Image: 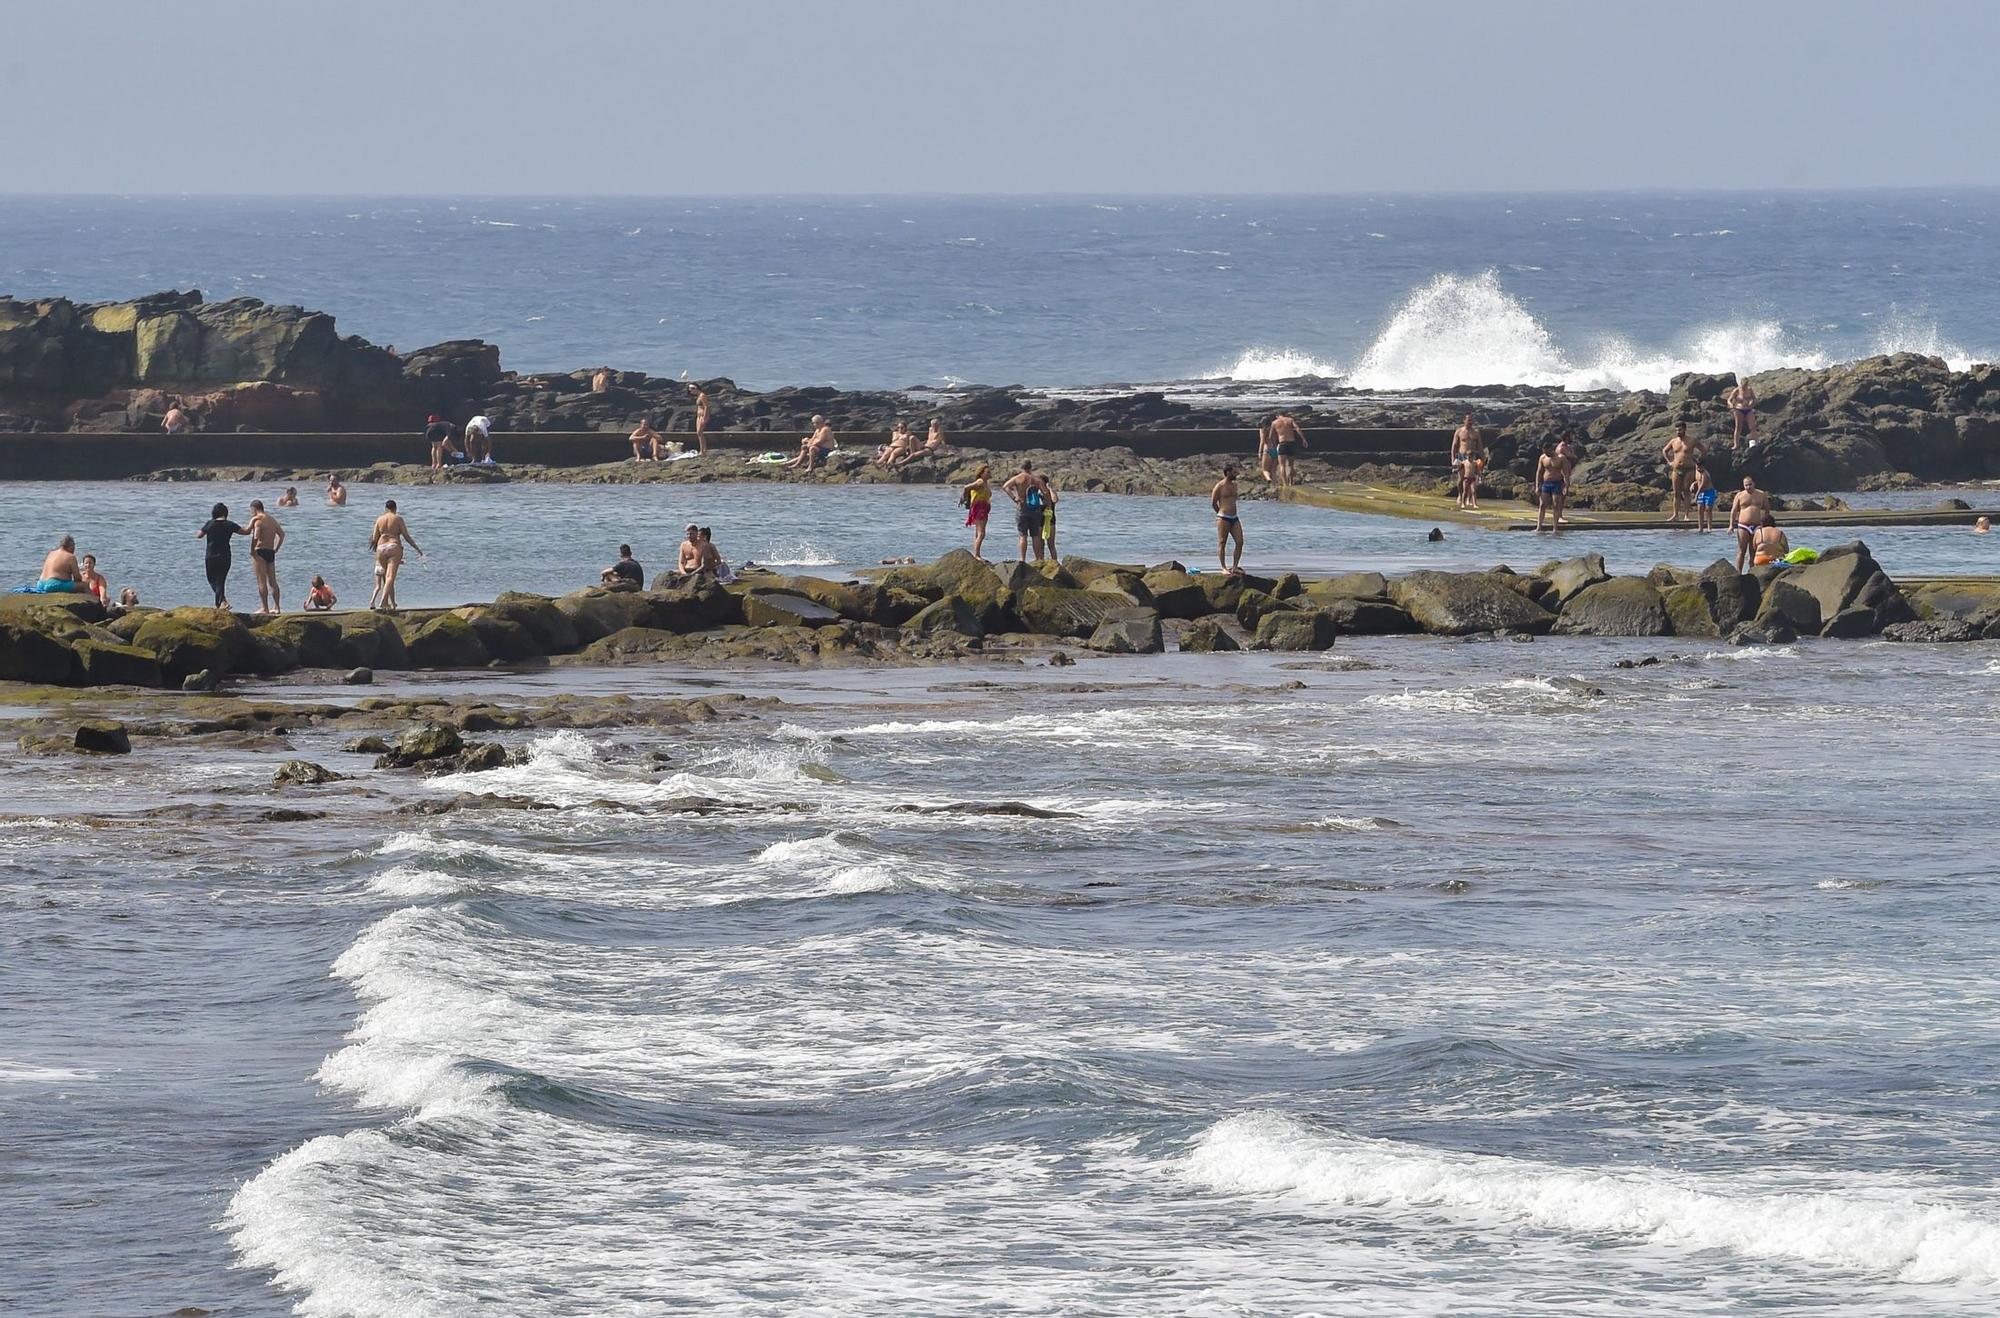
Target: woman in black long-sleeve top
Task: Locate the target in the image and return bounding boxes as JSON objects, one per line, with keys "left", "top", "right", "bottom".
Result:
{"left": 196, "top": 502, "right": 248, "bottom": 609}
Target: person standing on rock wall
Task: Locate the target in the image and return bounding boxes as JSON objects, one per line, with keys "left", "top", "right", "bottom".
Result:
{"left": 1212, "top": 465, "right": 1244, "bottom": 575}
{"left": 1451, "top": 414, "right": 1486, "bottom": 510}
{"left": 369, "top": 499, "right": 423, "bottom": 610}
{"left": 1534, "top": 442, "right": 1566, "bottom": 533}
{"left": 1726, "top": 376, "right": 1758, "bottom": 451}
{"left": 1662, "top": 422, "right": 1703, "bottom": 525}
{"left": 1729, "top": 477, "right": 1774, "bottom": 573}
{"left": 690, "top": 384, "right": 712, "bottom": 457}
{"left": 196, "top": 503, "right": 248, "bottom": 609}
{"left": 961, "top": 465, "right": 994, "bottom": 560}
{"left": 1270, "top": 413, "right": 1308, "bottom": 489}
{"left": 245, "top": 499, "right": 287, "bottom": 614}
{"left": 1003, "top": 461, "right": 1054, "bottom": 562}
{"left": 1554, "top": 430, "right": 1581, "bottom": 527}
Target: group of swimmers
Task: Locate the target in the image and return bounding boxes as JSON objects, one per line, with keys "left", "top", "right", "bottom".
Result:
{"left": 187, "top": 480, "right": 419, "bottom": 612}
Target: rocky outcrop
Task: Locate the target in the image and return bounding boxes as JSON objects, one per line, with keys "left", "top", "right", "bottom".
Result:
{"left": 0, "top": 550, "right": 1943, "bottom": 691}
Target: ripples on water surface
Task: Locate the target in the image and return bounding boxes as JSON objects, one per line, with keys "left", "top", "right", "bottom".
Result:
{"left": 6, "top": 638, "right": 2000, "bottom": 1314}
{"left": 4, "top": 481, "right": 2000, "bottom": 610}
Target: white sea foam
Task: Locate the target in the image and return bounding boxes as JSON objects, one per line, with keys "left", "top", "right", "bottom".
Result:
{"left": 1202, "top": 347, "right": 1341, "bottom": 381}
{"left": 759, "top": 538, "right": 840, "bottom": 567}
{"left": 1203, "top": 270, "right": 1989, "bottom": 393}
{"left": 1185, "top": 1112, "right": 2000, "bottom": 1284}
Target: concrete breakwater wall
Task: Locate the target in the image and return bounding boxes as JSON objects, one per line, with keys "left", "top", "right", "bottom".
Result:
{"left": 0, "top": 428, "right": 1451, "bottom": 479}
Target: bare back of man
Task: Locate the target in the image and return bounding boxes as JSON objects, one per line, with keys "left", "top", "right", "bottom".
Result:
{"left": 1270, "top": 414, "right": 1307, "bottom": 488}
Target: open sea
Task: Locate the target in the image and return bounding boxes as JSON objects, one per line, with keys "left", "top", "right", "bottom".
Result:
{"left": 7, "top": 193, "right": 2000, "bottom": 1317}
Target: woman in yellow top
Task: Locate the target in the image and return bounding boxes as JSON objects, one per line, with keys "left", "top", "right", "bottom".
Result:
{"left": 961, "top": 464, "right": 993, "bottom": 560}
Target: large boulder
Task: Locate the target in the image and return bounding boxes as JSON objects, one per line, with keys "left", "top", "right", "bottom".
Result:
{"left": 490, "top": 592, "right": 580, "bottom": 654}
{"left": 130, "top": 608, "right": 251, "bottom": 681}
{"left": 1699, "top": 573, "right": 1762, "bottom": 629}
{"left": 0, "top": 620, "right": 74, "bottom": 683}
{"left": 256, "top": 615, "right": 347, "bottom": 669}
{"left": 1137, "top": 568, "right": 1212, "bottom": 620}
{"left": 73, "top": 720, "right": 131, "bottom": 754}
{"left": 741, "top": 591, "right": 843, "bottom": 629}
{"left": 334, "top": 612, "right": 409, "bottom": 669}
{"left": 1782, "top": 542, "right": 1916, "bottom": 636}
{"left": 1555, "top": 578, "right": 1671, "bottom": 637}
{"left": 1252, "top": 609, "right": 1339, "bottom": 651}
{"left": 71, "top": 639, "right": 163, "bottom": 688}
{"left": 1177, "top": 617, "right": 1241, "bottom": 652}
{"left": 1317, "top": 596, "right": 1420, "bottom": 635}
{"left": 452, "top": 606, "right": 542, "bottom": 661}
{"left": 1389, "top": 572, "right": 1556, "bottom": 636}
{"left": 1542, "top": 554, "right": 1611, "bottom": 604}
{"left": 1300, "top": 571, "right": 1388, "bottom": 603}
{"left": 1662, "top": 585, "right": 1720, "bottom": 639}
{"left": 556, "top": 587, "right": 664, "bottom": 644}
{"left": 399, "top": 612, "right": 490, "bottom": 668}
{"left": 1085, "top": 609, "right": 1164, "bottom": 654}
{"left": 904, "top": 596, "right": 985, "bottom": 639}
{"left": 1013, "top": 585, "right": 1132, "bottom": 638}
{"left": 1754, "top": 580, "right": 1822, "bottom": 636}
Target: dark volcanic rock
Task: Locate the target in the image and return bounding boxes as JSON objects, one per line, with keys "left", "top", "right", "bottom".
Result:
{"left": 1555, "top": 578, "right": 1671, "bottom": 637}
{"left": 1390, "top": 572, "right": 1556, "bottom": 636}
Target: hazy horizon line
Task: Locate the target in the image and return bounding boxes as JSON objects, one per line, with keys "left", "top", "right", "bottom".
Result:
{"left": 6, "top": 185, "right": 2000, "bottom": 203}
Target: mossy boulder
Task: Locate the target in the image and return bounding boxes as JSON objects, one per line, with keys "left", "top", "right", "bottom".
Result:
{"left": 904, "top": 596, "right": 985, "bottom": 639}
{"left": 401, "top": 612, "right": 490, "bottom": 668}
{"left": 1663, "top": 585, "right": 1721, "bottom": 638}
{"left": 71, "top": 639, "right": 164, "bottom": 687}
{"left": 1390, "top": 572, "right": 1556, "bottom": 636}
{"left": 335, "top": 611, "right": 409, "bottom": 669}
{"left": 1317, "top": 596, "right": 1419, "bottom": 634}
{"left": 1013, "top": 585, "right": 1133, "bottom": 638}
{"left": 1755, "top": 580, "right": 1822, "bottom": 635}
{"left": 1555, "top": 578, "right": 1671, "bottom": 637}
{"left": 1137, "top": 568, "right": 1210, "bottom": 619}
{"left": 0, "top": 620, "right": 75, "bottom": 683}
{"left": 556, "top": 586, "right": 666, "bottom": 644}
{"left": 1234, "top": 589, "right": 1290, "bottom": 630}
{"left": 73, "top": 720, "right": 131, "bottom": 754}
{"left": 130, "top": 608, "right": 252, "bottom": 681}
{"left": 256, "top": 615, "right": 347, "bottom": 669}
{"left": 1177, "top": 617, "right": 1241, "bottom": 652}
{"left": 741, "top": 591, "right": 844, "bottom": 629}
{"left": 453, "top": 606, "right": 542, "bottom": 661}
{"left": 1301, "top": 572, "right": 1389, "bottom": 602}
{"left": 490, "top": 592, "right": 580, "bottom": 654}
{"left": 1252, "top": 609, "right": 1339, "bottom": 651}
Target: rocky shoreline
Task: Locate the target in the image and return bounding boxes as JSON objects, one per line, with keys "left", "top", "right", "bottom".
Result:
{"left": 3, "top": 547, "right": 1994, "bottom": 716}
{"left": 8, "top": 291, "right": 2000, "bottom": 499}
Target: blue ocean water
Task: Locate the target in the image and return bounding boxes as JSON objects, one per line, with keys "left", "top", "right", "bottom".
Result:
{"left": 2, "top": 192, "right": 1995, "bottom": 390}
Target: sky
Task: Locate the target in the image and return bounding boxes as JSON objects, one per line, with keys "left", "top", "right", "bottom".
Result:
{"left": 6, "top": 0, "right": 1997, "bottom": 194}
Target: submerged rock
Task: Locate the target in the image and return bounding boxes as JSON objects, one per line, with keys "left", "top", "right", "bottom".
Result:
{"left": 72, "top": 720, "right": 131, "bottom": 754}
{"left": 273, "top": 759, "right": 345, "bottom": 786}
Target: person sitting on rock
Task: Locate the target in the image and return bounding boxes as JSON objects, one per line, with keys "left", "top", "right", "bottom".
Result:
{"left": 698, "top": 527, "right": 732, "bottom": 582}
{"left": 631, "top": 416, "right": 664, "bottom": 462}
{"left": 162, "top": 401, "right": 190, "bottom": 434}
{"left": 592, "top": 367, "right": 613, "bottom": 394}
{"left": 77, "top": 553, "right": 109, "bottom": 602}
{"left": 783, "top": 416, "right": 838, "bottom": 471}
{"left": 603, "top": 544, "right": 644, "bottom": 586}
{"left": 924, "top": 418, "right": 954, "bottom": 457}
{"left": 305, "top": 575, "right": 337, "bottom": 610}
{"left": 1752, "top": 519, "right": 1789, "bottom": 567}
{"left": 677, "top": 524, "right": 705, "bottom": 578}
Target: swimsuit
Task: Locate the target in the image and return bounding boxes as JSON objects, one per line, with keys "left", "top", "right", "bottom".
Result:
{"left": 1540, "top": 480, "right": 1563, "bottom": 496}
{"left": 965, "top": 489, "right": 991, "bottom": 525}
{"left": 253, "top": 546, "right": 276, "bottom": 564}
{"left": 1217, "top": 513, "right": 1239, "bottom": 525}
{"left": 17, "top": 577, "right": 80, "bottom": 593}
{"left": 1696, "top": 489, "right": 1717, "bottom": 507}
{"left": 1276, "top": 440, "right": 1301, "bottom": 458}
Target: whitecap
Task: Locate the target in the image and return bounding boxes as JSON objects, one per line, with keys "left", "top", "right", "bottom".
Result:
{"left": 1185, "top": 1112, "right": 2000, "bottom": 1284}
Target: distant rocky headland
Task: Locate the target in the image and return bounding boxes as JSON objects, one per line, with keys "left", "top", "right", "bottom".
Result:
{"left": 5, "top": 291, "right": 2000, "bottom": 497}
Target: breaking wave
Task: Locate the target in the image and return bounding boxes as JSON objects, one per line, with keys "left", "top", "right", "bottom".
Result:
{"left": 1186, "top": 1112, "right": 2000, "bottom": 1285}
{"left": 1204, "top": 271, "right": 1985, "bottom": 393}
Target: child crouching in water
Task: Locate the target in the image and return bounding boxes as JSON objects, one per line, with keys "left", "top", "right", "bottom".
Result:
{"left": 305, "top": 575, "right": 337, "bottom": 611}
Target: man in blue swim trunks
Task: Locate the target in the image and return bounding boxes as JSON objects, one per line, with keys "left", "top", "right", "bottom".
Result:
{"left": 32, "top": 536, "right": 84, "bottom": 592}
{"left": 1534, "top": 441, "right": 1565, "bottom": 533}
